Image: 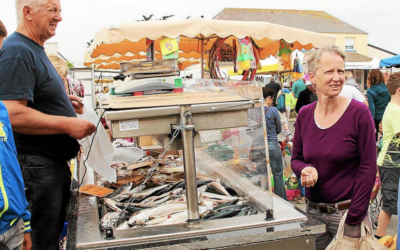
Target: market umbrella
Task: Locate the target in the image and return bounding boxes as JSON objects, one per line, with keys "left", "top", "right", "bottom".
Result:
{"left": 86, "top": 18, "right": 335, "bottom": 72}
{"left": 380, "top": 54, "right": 400, "bottom": 68}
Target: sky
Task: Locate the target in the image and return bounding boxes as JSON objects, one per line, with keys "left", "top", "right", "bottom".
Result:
{"left": 1, "top": 0, "right": 399, "bottom": 65}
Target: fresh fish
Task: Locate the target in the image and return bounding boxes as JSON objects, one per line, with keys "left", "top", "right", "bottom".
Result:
{"left": 116, "top": 221, "right": 131, "bottom": 230}
{"left": 234, "top": 206, "right": 253, "bottom": 217}
{"left": 113, "top": 193, "right": 131, "bottom": 203}
{"left": 134, "top": 184, "right": 170, "bottom": 199}
{"left": 215, "top": 204, "right": 248, "bottom": 212}
{"left": 104, "top": 198, "right": 121, "bottom": 212}
{"left": 108, "top": 183, "right": 132, "bottom": 199}
{"left": 167, "top": 180, "right": 185, "bottom": 191}
{"left": 101, "top": 211, "right": 126, "bottom": 229}
{"left": 236, "top": 200, "right": 249, "bottom": 205}
{"left": 128, "top": 203, "right": 187, "bottom": 226}
{"left": 206, "top": 180, "right": 231, "bottom": 196}
{"left": 200, "top": 192, "right": 243, "bottom": 201}
{"left": 141, "top": 188, "right": 183, "bottom": 205}
{"left": 196, "top": 179, "right": 213, "bottom": 188}
{"left": 159, "top": 211, "right": 187, "bottom": 225}
{"left": 214, "top": 199, "right": 239, "bottom": 210}
{"left": 160, "top": 206, "right": 209, "bottom": 225}
{"left": 199, "top": 200, "right": 215, "bottom": 210}
{"left": 146, "top": 215, "right": 170, "bottom": 225}
{"left": 220, "top": 179, "right": 239, "bottom": 196}
{"left": 202, "top": 207, "right": 242, "bottom": 220}
{"left": 197, "top": 185, "right": 208, "bottom": 193}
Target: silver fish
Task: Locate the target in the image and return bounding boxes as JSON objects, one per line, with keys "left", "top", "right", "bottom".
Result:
{"left": 104, "top": 198, "right": 122, "bottom": 212}
{"left": 128, "top": 203, "right": 187, "bottom": 226}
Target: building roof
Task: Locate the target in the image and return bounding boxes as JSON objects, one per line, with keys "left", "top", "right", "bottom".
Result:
{"left": 368, "top": 44, "right": 397, "bottom": 56}
{"left": 303, "top": 51, "right": 373, "bottom": 63}
{"left": 345, "top": 52, "right": 373, "bottom": 62}
{"left": 213, "top": 8, "right": 367, "bottom": 34}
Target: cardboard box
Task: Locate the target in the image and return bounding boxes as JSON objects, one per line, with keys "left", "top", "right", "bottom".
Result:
{"left": 138, "top": 136, "right": 157, "bottom": 147}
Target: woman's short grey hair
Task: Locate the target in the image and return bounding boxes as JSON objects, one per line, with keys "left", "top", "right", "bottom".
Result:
{"left": 306, "top": 45, "right": 347, "bottom": 75}
{"left": 15, "top": 0, "right": 47, "bottom": 24}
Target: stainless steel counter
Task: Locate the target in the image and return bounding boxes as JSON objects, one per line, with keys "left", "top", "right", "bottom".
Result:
{"left": 67, "top": 149, "right": 324, "bottom": 250}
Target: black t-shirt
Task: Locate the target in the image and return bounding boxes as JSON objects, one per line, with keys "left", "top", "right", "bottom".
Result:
{"left": 0, "top": 32, "right": 80, "bottom": 161}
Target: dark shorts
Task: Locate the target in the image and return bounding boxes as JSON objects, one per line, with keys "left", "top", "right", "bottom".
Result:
{"left": 379, "top": 166, "right": 400, "bottom": 215}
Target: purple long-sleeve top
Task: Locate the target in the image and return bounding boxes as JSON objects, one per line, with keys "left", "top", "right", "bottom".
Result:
{"left": 291, "top": 100, "right": 376, "bottom": 226}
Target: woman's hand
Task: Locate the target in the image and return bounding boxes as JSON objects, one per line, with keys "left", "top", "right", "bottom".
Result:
{"left": 301, "top": 166, "right": 318, "bottom": 187}
{"left": 69, "top": 95, "right": 84, "bottom": 114}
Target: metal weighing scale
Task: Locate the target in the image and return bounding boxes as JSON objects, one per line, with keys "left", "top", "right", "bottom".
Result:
{"left": 66, "top": 81, "right": 324, "bottom": 249}
{"left": 114, "top": 59, "right": 183, "bottom": 95}
{"left": 114, "top": 75, "right": 183, "bottom": 94}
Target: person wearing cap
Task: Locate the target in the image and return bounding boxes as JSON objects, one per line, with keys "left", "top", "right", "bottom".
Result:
{"left": 277, "top": 82, "right": 295, "bottom": 136}
{"left": 295, "top": 80, "right": 318, "bottom": 114}
{"left": 291, "top": 45, "right": 376, "bottom": 249}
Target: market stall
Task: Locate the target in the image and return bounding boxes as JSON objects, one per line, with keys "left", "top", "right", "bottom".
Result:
{"left": 380, "top": 54, "right": 400, "bottom": 69}
{"left": 66, "top": 19, "right": 334, "bottom": 249}
{"left": 84, "top": 18, "right": 334, "bottom": 78}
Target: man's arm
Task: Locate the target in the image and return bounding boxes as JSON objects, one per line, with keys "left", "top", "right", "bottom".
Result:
{"left": 23, "top": 233, "right": 32, "bottom": 250}
{"left": 3, "top": 100, "right": 95, "bottom": 140}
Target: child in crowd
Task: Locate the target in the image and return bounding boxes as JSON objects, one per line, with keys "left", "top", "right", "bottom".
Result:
{"left": 375, "top": 72, "right": 400, "bottom": 239}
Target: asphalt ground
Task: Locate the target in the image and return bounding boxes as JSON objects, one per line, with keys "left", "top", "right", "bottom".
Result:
{"left": 282, "top": 117, "right": 398, "bottom": 238}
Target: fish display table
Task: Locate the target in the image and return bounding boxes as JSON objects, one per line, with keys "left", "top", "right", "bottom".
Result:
{"left": 67, "top": 90, "right": 325, "bottom": 249}
{"left": 67, "top": 149, "right": 324, "bottom": 249}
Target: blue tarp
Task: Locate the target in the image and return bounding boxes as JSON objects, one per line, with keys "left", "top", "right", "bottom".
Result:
{"left": 380, "top": 54, "right": 400, "bottom": 68}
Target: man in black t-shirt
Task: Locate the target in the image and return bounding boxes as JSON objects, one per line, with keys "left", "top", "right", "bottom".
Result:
{"left": 0, "top": 1, "right": 95, "bottom": 249}
{"left": 295, "top": 81, "right": 318, "bottom": 114}
{"left": 264, "top": 77, "right": 281, "bottom": 107}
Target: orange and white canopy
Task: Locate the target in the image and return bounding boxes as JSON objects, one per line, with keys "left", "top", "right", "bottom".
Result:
{"left": 85, "top": 18, "right": 334, "bottom": 70}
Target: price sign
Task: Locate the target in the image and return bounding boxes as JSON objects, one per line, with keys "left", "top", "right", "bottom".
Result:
{"left": 160, "top": 38, "right": 179, "bottom": 55}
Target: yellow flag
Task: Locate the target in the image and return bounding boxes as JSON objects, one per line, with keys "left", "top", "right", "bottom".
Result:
{"left": 160, "top": 38, "right": 179, "bottom": 55}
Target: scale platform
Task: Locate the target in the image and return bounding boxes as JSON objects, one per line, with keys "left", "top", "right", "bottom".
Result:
{"left": 115, "top": 75, "right": 183, "bottom": 94}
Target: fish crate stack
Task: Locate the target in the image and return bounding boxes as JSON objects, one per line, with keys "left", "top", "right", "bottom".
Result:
{"left": 69, "top": 79, "right": 324, "bottom": 250}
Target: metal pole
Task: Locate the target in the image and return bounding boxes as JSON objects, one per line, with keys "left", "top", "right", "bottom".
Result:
{"left": 260, "top": 99, "right": 274, "bottom": 214}
{"left": 180, "top": 105, "right": 200, "bottom": 222}
{"left": 201, "top": 36, "right": 204, "bottom": 78}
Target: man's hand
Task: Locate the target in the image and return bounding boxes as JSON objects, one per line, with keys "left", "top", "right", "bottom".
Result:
{"left": 23, "top": 232, "right": 32, "bottom": 250}
{"left": 69, "top": 95, "right": 84, "bottom": 114}
{"left": 300, "top": 166, "right": 318, "bottom": 187}
{"left": 66, "top": 118, "right": 96, "bottom": 140}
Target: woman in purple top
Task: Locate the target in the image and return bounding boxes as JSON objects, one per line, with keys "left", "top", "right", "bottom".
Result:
{"left": 291, "top": 45, "right": 376, "bottom": 250}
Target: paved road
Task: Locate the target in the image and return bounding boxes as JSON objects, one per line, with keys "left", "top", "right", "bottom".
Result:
{"left": 283, "top": 118, "right": 398, "bottom": 237}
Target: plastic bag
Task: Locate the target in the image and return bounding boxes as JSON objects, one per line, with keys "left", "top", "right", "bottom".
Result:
{"left": 326, "top": 211, "right": 388, "bottom": 250}
{"left": 77, "top": 99, "right": 116, "bottom": 183}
